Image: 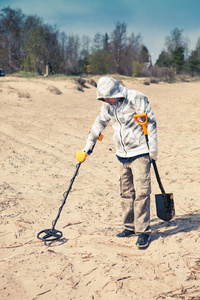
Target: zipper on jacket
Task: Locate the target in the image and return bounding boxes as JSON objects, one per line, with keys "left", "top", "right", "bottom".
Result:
{"left": 114, "top": 106, "right": 127, "bottom": 156}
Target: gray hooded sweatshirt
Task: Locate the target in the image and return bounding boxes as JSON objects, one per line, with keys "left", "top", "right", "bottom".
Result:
{"left": 85, "top": 77, "right": 157, "bottom": 158}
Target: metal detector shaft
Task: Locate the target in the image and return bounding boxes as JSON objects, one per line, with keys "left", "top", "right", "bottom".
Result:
{"left": 51, "top": 132, "right": 103, "bottom": 230}
{"left": 37, "top": 162, "right": 82, "bottom": 241}
{"left": 52, "top": 162, "right": 81, "bottom": 231}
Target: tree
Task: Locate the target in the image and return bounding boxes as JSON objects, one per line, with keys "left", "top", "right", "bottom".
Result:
{"left": 0, "top": 6, "right": 25, "bottom": 72}
{"left": 165, "top": 28, "right": 184, "bottom": 53}
{"left": 171, "top": 46, "right": 184, "bottom": 73}
{"left": 59, "top": 31, "right": 67, "bottom": 71}
{"left": 89, "top": 49, "right": 110, "bottom": 74}
{"left": 122, "top": 33, "right": 142, "bottom": 76}
{"left": 89, "top": 32, "right": 111, "bottom": 74}
{"left": 79, "top": 35, "right": 91, "bottom": 72}
{"left": 132, "top": 61, "right": 142, "bottom": 77}
{"left": 156, "top": 50, "right": 171, "bottom": 67}
{"left": 22, "top": 16, "right": 62, "bottom": 74}
{"left": 65, "top": 34, "right": 80, "bottom": 74}
{"left": 196, "top": 37, "right": 200, "bottom": 59}
{"left": 187, "top": 50, "right": 200, "bottom": 76}
{"left": 103, "top": 33, "right": 109, "bottom": 50}
{"left": 164, "top": 28, "right": 187, "bottom": 73}
{"left": 22, "top": 22, "right": 45, "bottom": 73}
{"left": 139, "top": 45, "right": 150, "bottom": 64}
{"left": 128, "top": 33, "right": 142, "bottom": 61}
{"left": 81, "top": 35, "right": 91, "bottom": 54}
{"left": 42, "top": 24, "right": 62, "bottom": 74}
{"left": 110, "top": 21, "right": 127, "bottom": 74}
{"left": 93, "top": 32, "right": 103, "bottom": 50}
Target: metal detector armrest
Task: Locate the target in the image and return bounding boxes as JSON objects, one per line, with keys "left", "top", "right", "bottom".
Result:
{"left": 97, "top": 133, "right": 103, "bottom": 141}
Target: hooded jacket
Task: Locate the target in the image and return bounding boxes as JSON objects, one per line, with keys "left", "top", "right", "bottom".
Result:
{"left": 85, "top": 77, "right": 158, "bottom": 158}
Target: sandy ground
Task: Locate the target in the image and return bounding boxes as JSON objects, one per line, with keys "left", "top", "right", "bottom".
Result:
{"left": 0, "top": 75, "right": 200, "bottom": 300}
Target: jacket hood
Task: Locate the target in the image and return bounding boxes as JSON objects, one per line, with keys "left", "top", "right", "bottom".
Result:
{"left": 97, "top": 77, "right": 127, "bottom": 100}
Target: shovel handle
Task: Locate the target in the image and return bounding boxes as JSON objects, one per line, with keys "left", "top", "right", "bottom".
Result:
{"left": 134, "top": 113, "right": 166, "bottom": 195}
{"left": 152, "top": 160, "right": 166, "bottom": 194}
{"left": 134, "top": 113, "right": 148, "bottom": 135}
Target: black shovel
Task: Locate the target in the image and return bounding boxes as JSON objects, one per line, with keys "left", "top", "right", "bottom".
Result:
{"left": 134, "top": 113, "right": 175, "bottom": 221}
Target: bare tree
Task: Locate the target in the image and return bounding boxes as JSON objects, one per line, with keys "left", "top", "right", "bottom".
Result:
{"left": 65, "top": 34, "right": 81, "bottom": 74}
{"left": 128, "top": 33, "right": 142, "bottom": 61}
{"left": 60, "top": 31, "right": 67, "bottom": 63}
{"left": 196, "top": 37, "right": 200, "bottom": 59}
{"left": 93, "top": 33, "right": 103, "bottom": 50}
{"left": 81, "top": 35, "right": 91, "bottom": 54}
{"left": 165, "top": 27, "right": 190, "bottom": 59}
{"left": 110, "top": 21, "right": 127, "bottom": 73}
{"left": 0, "top": 6, "right": 25, "bottom": 72}
{"left": 165, "top": 28, "right": 184, "bottom": 53}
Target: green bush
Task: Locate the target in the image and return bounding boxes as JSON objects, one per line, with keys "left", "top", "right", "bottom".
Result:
{"left": 132, "top": 61, "right": 142, "bottom": 77}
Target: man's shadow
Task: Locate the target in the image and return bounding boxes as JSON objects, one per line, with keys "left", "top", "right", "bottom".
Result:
{"left": 151, "top": 213, "right": 200, "bottom": 241}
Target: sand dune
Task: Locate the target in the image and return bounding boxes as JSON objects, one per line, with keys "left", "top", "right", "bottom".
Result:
{"left": 0, "top": 75, "right": 200, "bottom": 299}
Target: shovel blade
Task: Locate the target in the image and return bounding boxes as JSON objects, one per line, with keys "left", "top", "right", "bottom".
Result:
{"left": 155, "top": 193, "right": 175, "bottom": 221}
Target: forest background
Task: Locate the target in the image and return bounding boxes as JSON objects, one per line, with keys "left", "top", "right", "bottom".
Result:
{"left": 1, "top": 6, "right": 200, "bottom": 80}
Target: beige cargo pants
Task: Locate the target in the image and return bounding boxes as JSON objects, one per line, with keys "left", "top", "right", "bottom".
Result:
{"left": 119, "top": 155, "right": 151, "bottom": 235}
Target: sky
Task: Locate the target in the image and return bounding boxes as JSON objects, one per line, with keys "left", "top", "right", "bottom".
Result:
{"left": 1, "top": 0, "right": 200, "bottom": 62}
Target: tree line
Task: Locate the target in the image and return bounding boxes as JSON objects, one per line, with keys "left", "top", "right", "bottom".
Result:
{"left": 1, "top": 6, "right": 200, "bottom": 78}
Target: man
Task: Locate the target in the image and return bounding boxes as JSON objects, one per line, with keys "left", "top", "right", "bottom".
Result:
{"left": 82, "top": 77, "right": 158, "bottom": 248}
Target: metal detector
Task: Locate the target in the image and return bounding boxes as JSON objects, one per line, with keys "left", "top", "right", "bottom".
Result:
{"left": 37, "top": 133, "right": 103, "bottom": 241}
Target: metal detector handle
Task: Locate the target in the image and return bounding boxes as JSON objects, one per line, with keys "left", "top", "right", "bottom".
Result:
{"left": 89, "top": 132, "right": 103, "bottom": 153}
{"left": 76, "top": 132, "right": 103, "bottom": 163}
{"left": 134, "top": 113, "right": 166, "bottom": 194}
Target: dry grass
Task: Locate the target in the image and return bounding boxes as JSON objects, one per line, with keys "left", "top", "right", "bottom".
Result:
{"left": 47, "top": 85, "right": 62, "bottom": 95}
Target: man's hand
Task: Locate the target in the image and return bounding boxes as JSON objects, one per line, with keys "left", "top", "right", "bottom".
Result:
{"left": 82, "top": 141, "right": 95, "bottom": 154}
{"left": 149, "top": 151, "right": 158, "bottom": 161}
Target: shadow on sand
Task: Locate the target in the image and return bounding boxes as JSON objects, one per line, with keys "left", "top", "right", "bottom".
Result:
{"left": 151, "top": 213, "right": 200, "bottom": 241}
